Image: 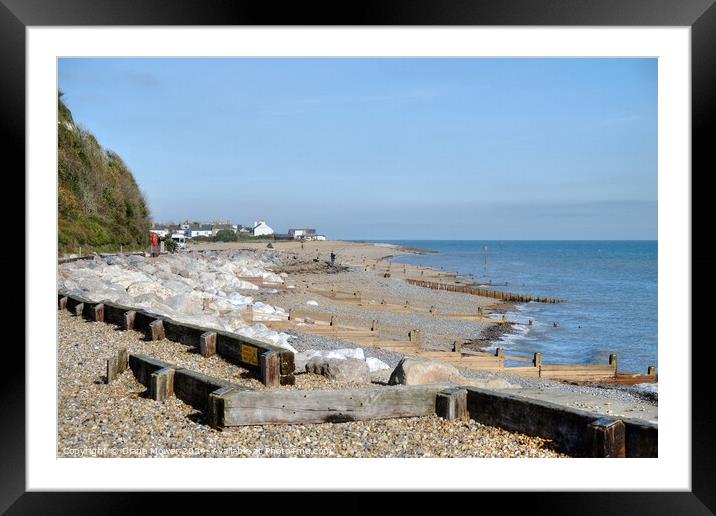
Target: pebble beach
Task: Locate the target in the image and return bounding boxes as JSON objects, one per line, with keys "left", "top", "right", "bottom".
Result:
{"left": 58, "top": 311, "right": 567, "bottom": 458}
{"left": 57, "top": 240, "right": 656, "bottom": 458}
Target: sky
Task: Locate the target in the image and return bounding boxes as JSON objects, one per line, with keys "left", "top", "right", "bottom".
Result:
{"left": 58, "top": 58, "right": 657, "bottom": 240}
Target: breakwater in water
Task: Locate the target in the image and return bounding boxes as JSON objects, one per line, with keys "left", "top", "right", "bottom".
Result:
{"left": 404, "top": 278, "right": 561, "bottom": 304}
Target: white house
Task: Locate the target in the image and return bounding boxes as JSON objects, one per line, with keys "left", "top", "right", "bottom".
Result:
{"left": 149, "top": 225, "right": 169, "bottom": 238}
{"left": 288, "top": 228, "right": 317, "bottom": 240}
{"left": 252, "top": 220, "right": 274, "bottom": 236}
{"left": 315, "top": 235, "right": 326, "bottom": 241}
{"left": 187, "top": 223, "right": 213, "bottom": 238}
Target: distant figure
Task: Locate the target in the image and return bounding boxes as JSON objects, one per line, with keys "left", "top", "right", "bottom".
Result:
{"left": 301, "top": 242, "right": 304, "bottom": 249}
{"left": 553, "top": 321, "right": 559, "bottom": 328}
{"left": 150, "top": 232, "right": 159, "bottom": 257}
{"left": 330, "top": 251, "right": 336, "bottom": 266}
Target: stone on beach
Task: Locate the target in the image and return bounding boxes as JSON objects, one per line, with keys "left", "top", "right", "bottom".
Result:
{"left": 365, "top": 356, "right": 391, "bottom": 372}
{"left": 388, "top": 357, "right": 520, "bottom": 389}
{"left": 388, "top": 357, "right": 465, "bottom": 386}
{"left": 306, "top": 357, "right": 371, "bottom": 383}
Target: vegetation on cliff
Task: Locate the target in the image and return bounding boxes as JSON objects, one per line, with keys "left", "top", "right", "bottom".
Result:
{"left": 58, "top": 93, "right": 151, "bottom": 254}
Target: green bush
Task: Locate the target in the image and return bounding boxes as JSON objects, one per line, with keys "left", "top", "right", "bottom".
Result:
{"left": 164, "top": 237, "right": 178, "bottom": 253}
{"left": 214, "top": 229, "right": 238, "bottom": 242}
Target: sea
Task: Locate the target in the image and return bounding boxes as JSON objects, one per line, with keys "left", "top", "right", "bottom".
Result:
{"left": 370, "top": 240, "right": 657, "bottom": 374}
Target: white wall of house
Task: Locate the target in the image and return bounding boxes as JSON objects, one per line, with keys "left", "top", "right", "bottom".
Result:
{"left": 315, "top": 235, "right": 326, "bottom": 241}
{"left": 150, "top": 229, "right": 169, "bottom": 238}
{"left": 189, "top": 229, "right": 213, "bottom": 237}
{"left": 253, "top": 221, "right": 274, "bottom": 236}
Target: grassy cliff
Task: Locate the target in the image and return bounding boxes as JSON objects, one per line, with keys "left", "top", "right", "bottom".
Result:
{"left": 58, "top": 94, "right": 151, "bottom": 255}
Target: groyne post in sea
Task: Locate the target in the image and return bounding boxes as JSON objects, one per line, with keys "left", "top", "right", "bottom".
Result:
{"left": 404, "top": 278, "right": 562, "bottom": 303}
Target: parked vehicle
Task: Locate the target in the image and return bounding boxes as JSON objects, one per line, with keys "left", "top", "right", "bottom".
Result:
{"left": 170, "top": 233, "right": 187, "bottom": 250}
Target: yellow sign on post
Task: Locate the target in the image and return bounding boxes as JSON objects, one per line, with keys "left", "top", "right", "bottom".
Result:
{"left": 241, "top": 345, "right": 258, "bottom": 366}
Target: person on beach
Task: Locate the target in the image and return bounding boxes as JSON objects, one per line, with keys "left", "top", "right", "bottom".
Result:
{"left": 330, "top": 251, "right": 336, "bottom": 266}
{"left": 150, "top": 232, "right": 159, "bottom": 258}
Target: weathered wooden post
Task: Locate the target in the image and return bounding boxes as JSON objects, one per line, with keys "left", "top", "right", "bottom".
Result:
{"left": 452, "top": 340, "right": 462, "bottom": 354}
{"left": 123, "top": 310, "right": 136, "bottom": 331}
{"left": 72, "top": 302, "right": 84, "bottom": 317}
{"left": 371, "top": 320, "right": 379, "bottom": 332}
{"left": 105, "top": 348, "right": 128, "bottom": 384}
{"left": 435, "top": 388, "right": 468, "bottom": 421}
{"left": 105, "top": 356, "right": 119, "bottom": 384}
{"left": 149, "top": 367, "right": 175, "bottom": 401}
{"left": 208, "top": 386, "right": 233, "bottom": 429}
{"left": 408, "top": 329, "right": 421, "bottom": 350}
{"left": 647, "top": 366, "right": 657, "bottom": 376}
{"left": 429, "top": 305, "right": 436, "bottom": 316}
{"left": 533, "top": 352, "right": 542, "bottom": 369}
{"left": 288, "top": 308, "right": 294, "bottom": 321}
{"left": 609, "top": 354, "right": 618, "bottom": 371}
{"left": 91, "top": 303, "right": 105, "bottom": 323}
{"left": 329, "top": 315, "right": 336, "bottom": 326}
{"left": 148, "top": 319, "right": 165, "bottom": 341}
{"left": 260, "top": 351, "right": 280, "bottom": 388}
{"left": 199, "top": 332, "right": 217, "bottom": 358}
{"left": 587, "top": 418, "right": 626, "bottom": 458}
{"left": 495, "top": 348, "right": 505, "bottom": 358}
{"left": 58, "top": 296, "right": 68, "bottom": 310}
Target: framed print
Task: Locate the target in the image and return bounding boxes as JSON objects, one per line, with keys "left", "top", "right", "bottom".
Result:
{"left": 5, "top": 0, "right": 714, "bottom": 512}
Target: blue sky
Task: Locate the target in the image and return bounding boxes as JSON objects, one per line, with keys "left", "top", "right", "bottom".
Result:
{"left": 58, "top": 58, "right": 657, "bottom": 240}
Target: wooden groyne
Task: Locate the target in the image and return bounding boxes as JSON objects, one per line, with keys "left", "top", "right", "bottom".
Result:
{"left": 58, "top": 289, "right": 295, "bottom": 386}
{"left": 251, "top": 308, "right": 656, "bottom": 384}
{"left": 405, "top": 278, "right": 562, "bottom": 303}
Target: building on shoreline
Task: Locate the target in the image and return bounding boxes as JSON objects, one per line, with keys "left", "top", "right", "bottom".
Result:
{"left": 288, "top": 227, "right": 326, "bottom": 241}
{"left": 187, "top": 223, "right": 213, "bottom": 238}
{"left": 149, "top": 224, "right": 170, "bottom": 238}
{"left": 252, "top": 220, "right": 274, "bottom": 236}
{"left": 288, "top": 228, "right": 316, "bottom": 240}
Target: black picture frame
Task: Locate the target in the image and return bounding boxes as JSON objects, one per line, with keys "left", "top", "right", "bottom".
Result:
{"left": 6, "top": 0, "right": 713, "bottom": 512}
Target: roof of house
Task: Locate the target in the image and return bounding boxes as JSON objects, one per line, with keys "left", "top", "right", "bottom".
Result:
{"left": 189, "top": 224, "right": 213, "bottom": 231}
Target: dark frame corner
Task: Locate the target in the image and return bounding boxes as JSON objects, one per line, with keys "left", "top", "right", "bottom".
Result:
{"left": 6, "top": 0, "right": 714, "bottom": 513}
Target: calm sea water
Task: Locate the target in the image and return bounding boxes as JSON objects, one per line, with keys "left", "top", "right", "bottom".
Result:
{"left": 372, "top": 240, "right": 657, "bottom": 373}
